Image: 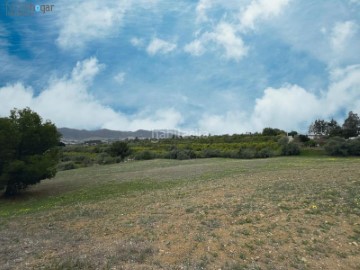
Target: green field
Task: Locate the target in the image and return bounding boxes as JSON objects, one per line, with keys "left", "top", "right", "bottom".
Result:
{"left": 1, "top": 157, "right": 360, "bottom": 269}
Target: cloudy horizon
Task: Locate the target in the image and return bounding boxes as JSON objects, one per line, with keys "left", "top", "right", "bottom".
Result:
{"left": 1, "top": 0, "right": 359, "bottom": 134}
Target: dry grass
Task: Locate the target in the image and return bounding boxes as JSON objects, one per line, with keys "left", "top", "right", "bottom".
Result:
{"left": 1, "top": 157, "right": 360, "bottom": 269}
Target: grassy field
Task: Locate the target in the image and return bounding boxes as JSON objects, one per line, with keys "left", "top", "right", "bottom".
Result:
{"left": 1, "top": 157, "right": 360, "bottom": 269}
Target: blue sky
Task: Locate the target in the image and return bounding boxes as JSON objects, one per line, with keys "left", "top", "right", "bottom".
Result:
{"left": 0, "top": 0, "right": 360, "bottom": 134}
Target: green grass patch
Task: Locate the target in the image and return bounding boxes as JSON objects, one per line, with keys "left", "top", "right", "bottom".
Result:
{"left": 0, "top": 179, "right": 179, "bottom": 218}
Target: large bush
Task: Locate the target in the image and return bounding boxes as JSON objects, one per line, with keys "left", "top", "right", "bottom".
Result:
{"left": 348, "top": 138, "right": 360, "bottom": 155}
{"left": 108, "top": 141, "right": 131, "bottom": 161}
{"left": 281, "top": 142, "right": 300, "bottom": 156}
{"left": 135, "top": 150, "right": 155, "bottom": 160}
{"left": 325, "top": 137, "right": 360, "bottom": 156}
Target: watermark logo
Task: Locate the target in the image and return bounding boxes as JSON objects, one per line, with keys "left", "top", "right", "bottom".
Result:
{"left": 5, "top": 1, "right": 54, "bottom": 16}
{"left": 151, "top": 129, "right": 209, "bottom": 143}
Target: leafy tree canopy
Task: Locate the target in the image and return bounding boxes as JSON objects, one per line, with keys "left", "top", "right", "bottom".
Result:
{"left": 108, "top": 141, "right": 131, "bottom": 161}
{"left": 0, "top": 108, "right": 61, "bottom": 196}
{"left": 262, "top": 128, "right": 286, "bottom": 136}
{"left": 342, "top": 111, "right": 360, "bottom": 139}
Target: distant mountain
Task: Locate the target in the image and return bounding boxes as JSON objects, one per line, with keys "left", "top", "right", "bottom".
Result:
{"left": 58, "top": 128, "right": 180, "bottom": 142}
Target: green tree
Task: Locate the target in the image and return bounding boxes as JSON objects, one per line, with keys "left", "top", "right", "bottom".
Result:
{"left": 262, "top": 128, "right": 286, "bottom": 136}
{"left": 308, "top": 119, "right": 327, "bottom": 135}
{"left": 108, "top": 141, "right": 131, "bottom": 161}
{"left": 0, "top": 108, "right": 61, "bottom": 196}
{"left": 342, "top": 111, "right": 360, "bottom": 138}
{"left": 327, "top": 119, "right": 342, "bottom": 137}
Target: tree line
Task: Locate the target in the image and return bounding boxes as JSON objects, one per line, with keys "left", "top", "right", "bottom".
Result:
{"left": 308, "top": 111, "right": 360, "bottom": 138}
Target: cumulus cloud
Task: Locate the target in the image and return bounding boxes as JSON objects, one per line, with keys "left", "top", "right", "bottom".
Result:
{"left": 184, "top": 22, "right": 248, "bottom": 61}
{"left": 0, "top": 57, "right": 183, "bottom": 131}
{"left": 239, "top": 0, "right": 291, "bottom": 30}
{"left": 56, "top": 0, "right": 161, "bottom": 49}
{"left": 146, "top": 38, "right": 177, "bottom": 56}
{"left": 251, "top": 85, "right": 320, "bottom": 131}
{"left": 0, "top": 83, "right": 34, "bottom": 111}
{"left": 184, "top": 39, "right": 205, "bottom": 56}
{"left": 56, "top": 1, "right": 129, "bottom": 49}
{"left": 209, "top": 22, "right": 248, "bottom": 60}
{"left": 187, "top": 0, "right": 289, "bottom": 60}
{"left": 330, "top": 21, "right": 358, "bottom": 52}
{"left": 198, "top": 65, "right": 360, "bottom": 134}
{"left": 325, "top": 65, "right": 360, "bottom": 114}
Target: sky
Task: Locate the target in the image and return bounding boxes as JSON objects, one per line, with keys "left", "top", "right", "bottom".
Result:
{"left": 0, "top": 0, "right": 360, "bottom": 134}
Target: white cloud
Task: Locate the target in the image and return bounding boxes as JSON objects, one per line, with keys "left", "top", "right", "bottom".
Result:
{"left": 199, "top": 111, "right": 250, "bottom": 135}
{"left": 198, "top": 65, "right": 360, "bottom": 134}
{"left": 56, "top": 1, "right": 129, "bottom": 49}
{"left": 130, "top": 37, "right": 144, "bottom": 48}
{"left": 184, "top": 39, "right": 205, "bottom": 56}
{"left": 185, "top": 22, "right": 248, "bottom": 61}
{"left": 239, "top": 0, "right": 291, "bottom": 30}
{"left": 56, "top": 0, "right": 161, "bottom": 49}
{"left": 251, "top": 85, "right": 321, "bottom": 131}
{"left": 71, "top": 57, "right": 104, "bottom": 83}
{"left": 187, "top": 0, "right": 290, "bottom": 61}
{"left": 0, "top": 83, "right": 34, "bottom": 112}
{"left": 260, "top": 2, "right": 360, "bottom": 67}
{"left": 146, "top": 38, "right": 177, "bottom": 56}
{"left": 330, "top": 21, "right": 358, "bottom": 52}
{"left": 196, "top": 0, "right": 213, "bottom": 23}
{"left": 114, "top": 72, "right": 126, "bottom": 84}
{"left": 0, "top": 57, "right": 183, "bottom": 131}
{"left": 209, "top": 22, "right": 248, "bottom": 60}
{"left": 325, "top": 65, "right": 360, "bottom": 114}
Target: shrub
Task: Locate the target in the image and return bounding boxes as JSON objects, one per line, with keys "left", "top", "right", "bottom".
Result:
{"left": 324, "top": 137, "right": 348, "bottom": 156}
{"left": 304, "top": 139, "right": 317, "bottom": 147}
{"left": 57, "top": 161, "right": 76, "bottom": 171}
{"left": 176, "top": 151, "right": 190, "bottom": 160}
{"left": 348, "top": 138, "right": 360, "bottom": 155}
{"left": 277, "top": 136, "right": 289, "bottom": 147}
{"left": 324, "top": 137, "right": 360, "bottom": 156}
{"left": 97, "top": 153, "right": 116, "bottom": 165}
{"left": 135, "top": 150, "right": 155, "bottom": 160}
{"left": 108, "top": 141, "right": 131, "bottom": 161}
{"left": 165, "top": 149, "right": 196, "bottom": 160}
{"left": 281, "top": 142, "right": 300, "bottom": 156}
{"left": 167, "top": 149, "right": 179, "bottom": 159}
{"left": 60, "top": 155, "right": 72, "bottom": 162}
{"left": 221, "top": 151, "right": 238, "bottom": 158}
{"left": 238, "top": 148, "right": 256, "bottom": 159}
{"left": 257, "top": 147, "right": 275, "bottom": 158}
{"left": 183, "top": 149, "right": 196, "bottom": 159}
{"left": 202, "top": 149, "right": 221, "bottom": 158}
{"left": 262, "top": 128, "right": 286, "bottom": 136}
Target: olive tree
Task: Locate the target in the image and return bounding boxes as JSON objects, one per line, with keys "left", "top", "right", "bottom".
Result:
{"left": 0, "top": 108, "right": 60, "bottom": 196}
